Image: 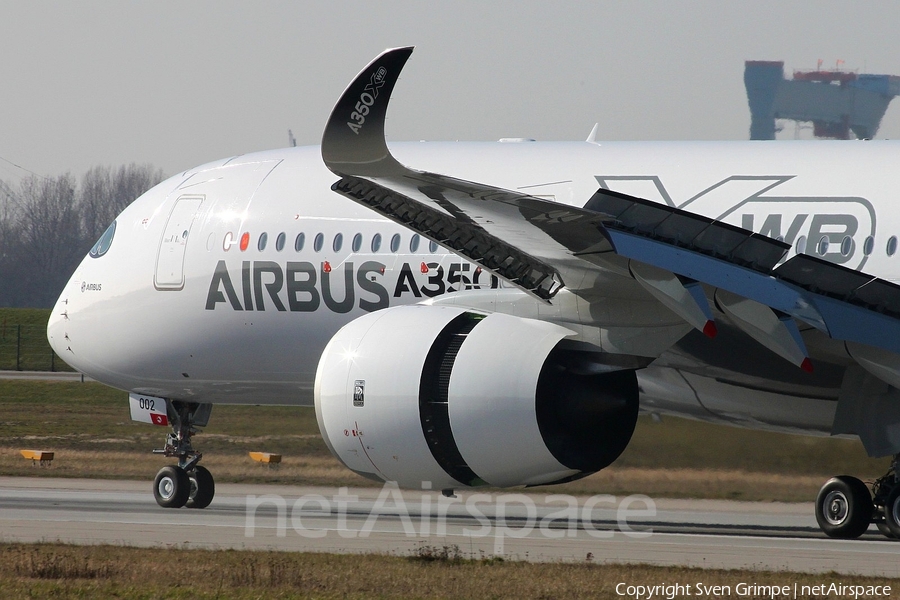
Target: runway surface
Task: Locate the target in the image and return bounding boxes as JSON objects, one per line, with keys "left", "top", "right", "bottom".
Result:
{"left": 0, "top": 477, "right": 898, "bottom": 577}
{"left": 0, "top": 370, "right": 90, "bottom": 382}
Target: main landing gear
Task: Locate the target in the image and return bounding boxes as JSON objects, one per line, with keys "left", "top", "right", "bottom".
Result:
{"left": 152, "top": 400, "right": 215, "bottom": 509}
{"left": 815, "top": 454, "right": 900, "bottom": 539}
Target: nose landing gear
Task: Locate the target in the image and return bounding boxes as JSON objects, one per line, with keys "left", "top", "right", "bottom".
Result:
{"left": 186, "top": 465, "right": 216, "bottom": 509}
{"left": 815, "top": 454, "right": 900, "bottom": 539}
{"left": 152, "top": 400, "right": 215, "bottom": 509}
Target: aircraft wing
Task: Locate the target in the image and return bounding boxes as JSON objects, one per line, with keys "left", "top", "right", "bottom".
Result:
{"left": 322, "top": 47, "right": 900, "bottom": 379}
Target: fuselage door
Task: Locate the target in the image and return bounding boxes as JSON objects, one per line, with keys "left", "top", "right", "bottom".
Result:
{"left": 154, "top": 195, "right": 204, "bottom": 290}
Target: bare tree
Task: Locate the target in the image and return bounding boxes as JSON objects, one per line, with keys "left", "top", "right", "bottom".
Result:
{"left": 0, "top": 179, "right": 22, "bottom": 306}
{"left": 79, "top": 166, "right": 117, "bottom": 242}
{"left": 0, "top": 164, "right": 165, "bottom": 307}
{"left": 15, "top": 174, "right": 82, "bottom": 307}
{"left": 79, "top": 163, "right": 165, "bottom": 242}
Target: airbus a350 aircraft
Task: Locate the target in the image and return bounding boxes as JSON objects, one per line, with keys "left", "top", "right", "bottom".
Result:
{"left": 48, "top": 47, "right": 900, "bottom": 540}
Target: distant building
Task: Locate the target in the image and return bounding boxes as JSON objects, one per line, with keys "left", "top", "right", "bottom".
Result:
{"left": 744, "top": 60, "right": 900, "bottom": 140}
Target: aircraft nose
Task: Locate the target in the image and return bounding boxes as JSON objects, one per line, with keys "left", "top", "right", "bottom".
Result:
{"left": 46, "top": 217, "right": 123, "bottom": 377}
{"left": 47, "top": 278, "right": 79, "bottom": 370}
{"left": 47, "top": 300, "right": 66, "bottom": 352}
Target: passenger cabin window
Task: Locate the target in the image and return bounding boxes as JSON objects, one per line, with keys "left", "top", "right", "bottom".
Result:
{"left": 314, "top": 233, "right": 324, "bottom": 252}
{"left": 888, "top": 236, "right": 897, "bottom": 257}
{"left": 840, "top": 236, "right": 852, "bottom": 257}
{"left": 294, "top": 232, "right": 305, "bottom": 252}
{"left": 864, "top": 236, "right": 875, "bottom": 256}
{"left": 409, "top": 234, "right": 420, "bottom": 252}
{"left": 429, "top": 240, "right": 438, "bottom": 253}
{"left": 89, "top": 221, "right": 117, "bottom": 258}
{"left": 258, "top": 232, "right": 268, "bottom": 251}
{"left": 333, "top": 233, "right": 343, "bottom": 252}
{"left": 275, "top": 232, "right": 286, "bottom": 252}
{"left": 371, "top": 233, "right": 382, "bottom": 252}
{"left": 390, "top": 233, "right": 401, "bottom": 253}
{"left": 352, "top": 233, "right": 362, "bottom": 252}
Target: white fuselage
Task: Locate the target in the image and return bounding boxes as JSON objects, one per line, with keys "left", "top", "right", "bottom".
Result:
{"left": 48, "top": 140, "right": 900, "bottom": 433}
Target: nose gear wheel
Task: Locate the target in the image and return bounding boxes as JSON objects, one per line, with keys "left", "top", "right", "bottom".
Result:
{"left": 151, "top": 400, "right": 216, "bottom": 509}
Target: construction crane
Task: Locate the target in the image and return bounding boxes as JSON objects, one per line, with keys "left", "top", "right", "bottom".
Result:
{"left": 745, "top": 60, "right": 900, "bottom": 140}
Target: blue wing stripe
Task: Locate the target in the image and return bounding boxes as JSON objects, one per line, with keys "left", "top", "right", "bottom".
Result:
{"left": 603, "top": 227, "right": 900, "bottom": 355}
{"left": 585, "top": 187, "right": 790, "bottom": 271}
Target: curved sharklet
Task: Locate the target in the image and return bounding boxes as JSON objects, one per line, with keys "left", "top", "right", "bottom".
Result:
{"left": 322, "top": 46, "right": 413, "bottom": 177}
{"left": 323, "top": 47, "right": 566, "bottom": 302}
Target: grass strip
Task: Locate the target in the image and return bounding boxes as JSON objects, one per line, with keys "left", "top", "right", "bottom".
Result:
{"left": 0, "top": 543, "right": 895, "bottom": 599}
{"left": 0, "top": 377, "right": 889, "bottom": 501}
{"left": 0, "top": 308, "right": 71, "bottom": 372}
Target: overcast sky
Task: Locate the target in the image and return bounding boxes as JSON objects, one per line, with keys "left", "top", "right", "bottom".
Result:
{"left": 3, "top": 1, "right": 900, "bottom": 181}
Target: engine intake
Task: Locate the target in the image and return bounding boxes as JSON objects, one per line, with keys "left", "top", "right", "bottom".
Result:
{"left": 315, "top": 305, "right": 638, "bottom": 489}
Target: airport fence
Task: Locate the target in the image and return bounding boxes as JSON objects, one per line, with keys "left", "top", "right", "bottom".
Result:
{"left": 0, "top": 324, "right": 73, "bottom": 371}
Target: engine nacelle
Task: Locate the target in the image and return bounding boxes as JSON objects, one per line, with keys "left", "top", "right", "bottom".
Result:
{"left": 315, "top": 305, "right": 638, "bottom": 489}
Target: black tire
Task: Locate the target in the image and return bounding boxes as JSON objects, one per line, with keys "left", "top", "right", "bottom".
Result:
{"left": 186, "top": 465, "right": 215, "bottom": 509}
{"left": 815, "top": 476, "right": 873, "bottom": 539}
{"left": 876, "top": 520, "right": 897, "bottom": 539}
{"left": 883, "top": 486, "right": 900, "bottom": 538}
{"left": 153, "top": 465, "right": 190, "bottom": 508}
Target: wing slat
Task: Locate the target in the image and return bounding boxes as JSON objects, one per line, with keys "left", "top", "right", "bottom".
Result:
{"left": 333, "top": 176, "right": 565, "bottom": 299}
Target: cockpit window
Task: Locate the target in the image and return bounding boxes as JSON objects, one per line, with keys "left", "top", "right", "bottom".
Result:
{"left": 89, "top": 221, "right": 117, "bottom": 258}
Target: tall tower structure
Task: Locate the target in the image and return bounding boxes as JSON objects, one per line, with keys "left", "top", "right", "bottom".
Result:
{"left": 744, "top": 60, "right": 900, "bottom": 140}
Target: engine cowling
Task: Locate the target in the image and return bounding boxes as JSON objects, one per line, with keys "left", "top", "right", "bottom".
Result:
{"left": 315, "top": 305, "right": 638, "bottom": 489}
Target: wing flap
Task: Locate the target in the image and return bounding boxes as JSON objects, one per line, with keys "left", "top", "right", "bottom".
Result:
{"left": 776, "top": 253, "right": 877, "bottom": 303}
{"left": 585, "top": 188, "right": 790, "bottom": 271}
{"left": 854, "top": 278, "right": 900, "bottom": 315}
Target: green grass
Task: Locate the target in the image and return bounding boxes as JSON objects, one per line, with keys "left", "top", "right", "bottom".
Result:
{"left": 0, "top": 380, "right": 323, "bottom": 455}
{"left": 0, "top": 379, "right": 365, "bottom": 486}
{"left": 0, "top": 308, "right": 72, "bottom": 371}
{"left": 0, "top": 308, "right": 51, "bottom": 328}
{"left": 619, "top": 414, "right": 886, "bottom": 476}
{"left": 0, "top": 543, "right": 894, "bottom": 599}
